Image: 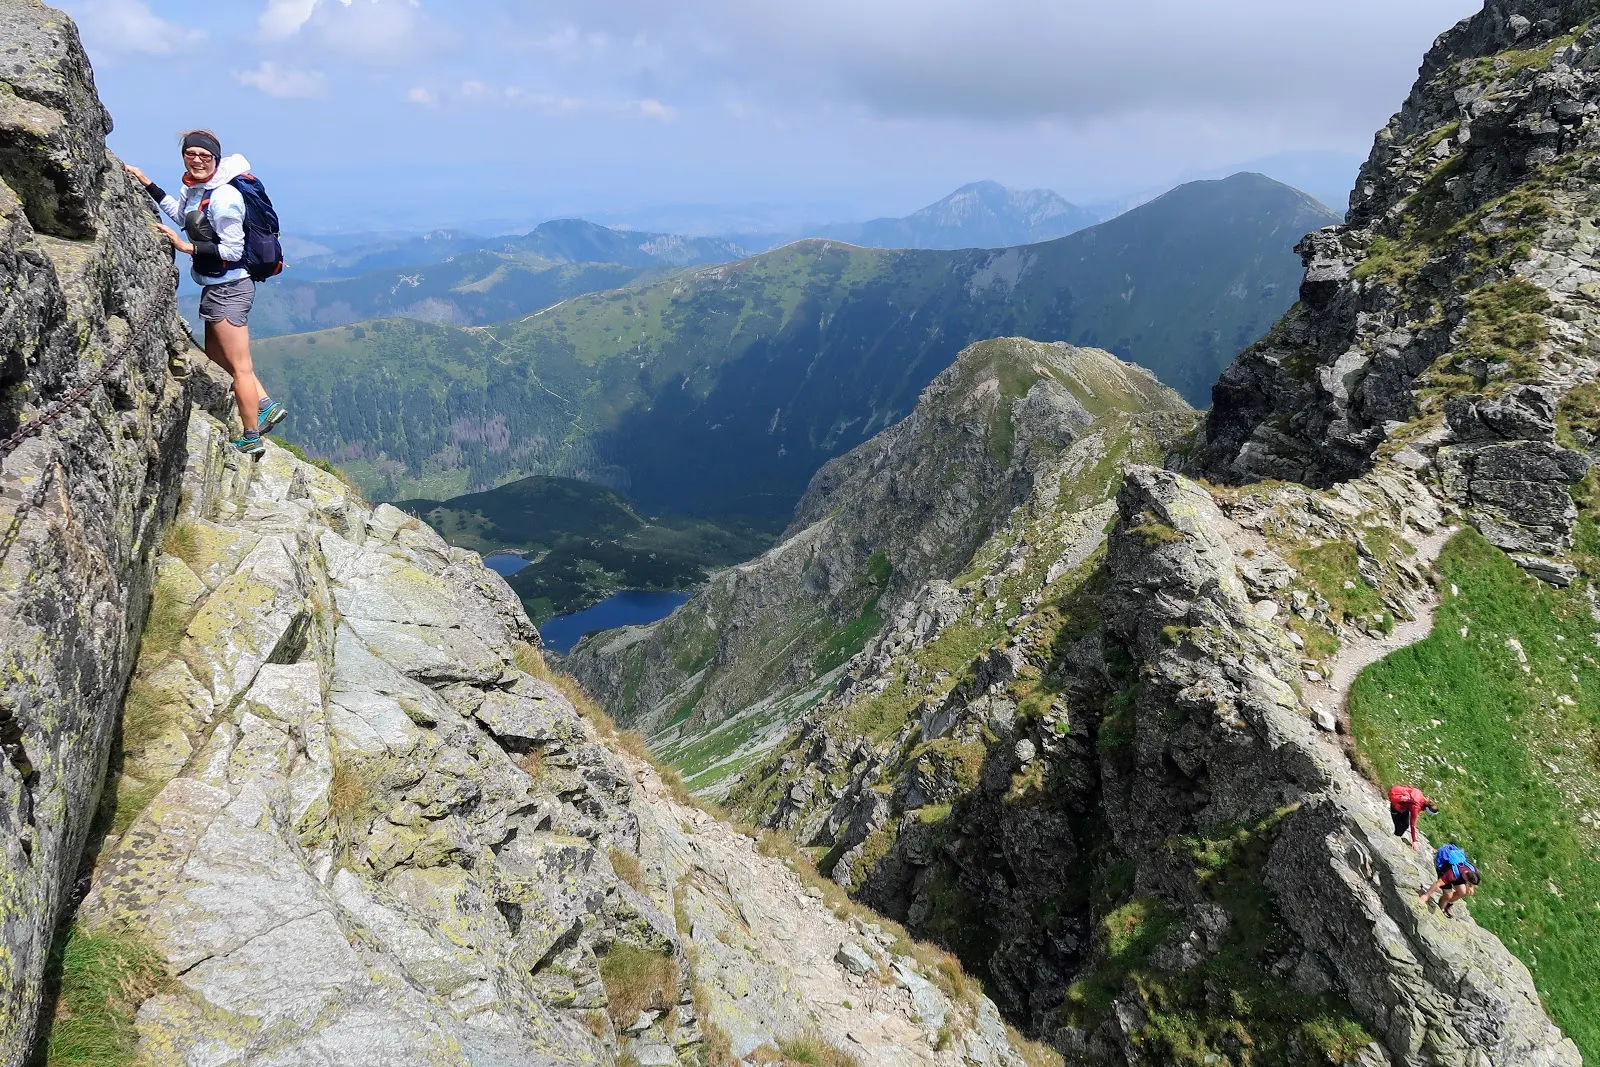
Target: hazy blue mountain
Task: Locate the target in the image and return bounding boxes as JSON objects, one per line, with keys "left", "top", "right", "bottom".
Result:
{"left": 730, "top": 180, "right": 1107, "bottom": 252}
{"left": 182, "top": 219, "right": 753, "bottom": 336}
{"left": 817, "top": 180, "right": 1103, "bottom": 249}
{"left": 289, "top": 219, "right": 749, "bottom": 280}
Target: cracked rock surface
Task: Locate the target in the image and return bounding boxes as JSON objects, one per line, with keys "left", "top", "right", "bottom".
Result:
{"left": 74, "top": 414, "right": 1032, "bottom": 1066}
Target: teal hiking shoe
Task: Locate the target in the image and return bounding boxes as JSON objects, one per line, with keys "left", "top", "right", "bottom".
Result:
{"left": 232, "top": 432, "right": 265, "bottom": 457}
{"left": 257, "top": 400, "right": 288, "bottom": 435}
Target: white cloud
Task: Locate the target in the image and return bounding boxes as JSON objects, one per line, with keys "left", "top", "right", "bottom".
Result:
{"left": 71, "top": 0, "right": 203, "bottom": 56}
{"left": 406, "top": 86, "right": 437, "bottom": 105}
{"left": 267, "top": 0, "right": 431, "bottom": 61}
{"left": 236, "top": 61, "right": 327, "bottom": 99}
{"left": 258, "top": 0, "right": 318, "bottom": 39}
{"left": 635, "top": 98, "right": 676, "bottom": 122}
{"left": 514, "top": 0, "right": 1480, "bottom": 131}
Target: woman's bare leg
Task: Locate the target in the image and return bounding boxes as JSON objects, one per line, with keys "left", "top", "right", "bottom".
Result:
{"left": 207, "top": 319, "right": 264, "bottom": 430}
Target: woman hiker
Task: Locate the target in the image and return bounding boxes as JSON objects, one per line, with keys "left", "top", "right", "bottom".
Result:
{"left": 125, "top": 130, "right": 286, "bottom": 455}
{"left": 1388, "top": 783, "right": 1439, "bottom": 851}
{"left": 1418, "top": 842, "right": 1480, "bottom": 917}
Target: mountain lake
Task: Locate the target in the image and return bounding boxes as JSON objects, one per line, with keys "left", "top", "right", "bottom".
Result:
{"left": 484, "top": 553, "right": 531, "bottom": 576}
{"left": 539, "top": 590, "right": 693, "bottom": 655}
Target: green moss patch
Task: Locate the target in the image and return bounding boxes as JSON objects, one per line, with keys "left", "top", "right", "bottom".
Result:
{"left": 1060, "top": 809, "right": 1374, "bottom": 1065}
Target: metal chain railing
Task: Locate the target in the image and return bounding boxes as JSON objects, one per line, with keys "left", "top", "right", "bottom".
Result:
{"left": 0, "top": 300, "right": 169, "bottom": 563}
{"left": 0, "top": 298, "right": 165, "bottom": 466}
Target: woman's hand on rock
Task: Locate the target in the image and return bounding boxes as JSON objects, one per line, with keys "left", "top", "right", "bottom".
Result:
{"left": 124, "top": 162, "right": 149, "bottom": 185}
{"left": 156, "top": 223, "right": 193, "bottom": 254}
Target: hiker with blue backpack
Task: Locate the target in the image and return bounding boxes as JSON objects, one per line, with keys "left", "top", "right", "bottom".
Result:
{"left": 125, "top": 130, "right": 286, "bottom": 455}
{"left": 1418, "top": 842, "right": 1480, "bottom": 917}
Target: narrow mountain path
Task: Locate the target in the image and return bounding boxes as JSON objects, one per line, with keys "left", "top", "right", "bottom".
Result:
{"left": 1303, "top": 524, "right": 1459, "bottom": 732}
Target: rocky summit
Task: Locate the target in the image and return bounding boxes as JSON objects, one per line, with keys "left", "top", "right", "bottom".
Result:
{"left": 1189, "top": 0, "right": 1600, "bottom": 574}
{"left": 569, "top": 338, "right": 1195, "bottom": 793}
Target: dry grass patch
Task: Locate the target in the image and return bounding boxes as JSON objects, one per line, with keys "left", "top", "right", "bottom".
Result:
{"left": 598, "top": 943, "right": 678, "bottom": 1027}
{"left": 139, "top": 577, "right": 192, "bottom": 660}
{"left": 513, "top": 748, "right": 545, "bottom": 780}
{"left": 610, "top": 848, "right": 646, "bottom": 893}
{"left": 747, "top": 1036, "right": 861, "bottom": 1067}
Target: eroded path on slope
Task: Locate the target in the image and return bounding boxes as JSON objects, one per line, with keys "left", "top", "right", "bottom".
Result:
{"left": 1302, "top": 525, "right": 1460, "bottom": 732}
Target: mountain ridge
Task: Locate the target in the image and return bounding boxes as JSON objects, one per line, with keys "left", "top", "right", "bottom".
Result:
{"left": 568, "top": 337, "right": 1196, "bottom": 783}
{"left": 807, "top": 180, "right": 1102, "bottom": 250}
{"left": 257, "top": 172, "right": 1335, "bottom": 508}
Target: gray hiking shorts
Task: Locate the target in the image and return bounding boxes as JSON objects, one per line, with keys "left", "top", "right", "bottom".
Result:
{"left": 198, "top": 277, "right": 255, "bottom": 327}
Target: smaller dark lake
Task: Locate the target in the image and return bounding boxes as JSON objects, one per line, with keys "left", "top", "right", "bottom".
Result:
{"left": 483, "top": 553, "right": 531, "bottom": 577}
{"left": 540, "top": 590, "right": 691, "bottom": 655}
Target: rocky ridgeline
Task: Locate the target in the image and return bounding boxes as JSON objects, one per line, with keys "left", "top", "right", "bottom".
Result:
{"left": 61, "top": 410, "right": 1031, "bottom": 1066}
{"left": 1191, "top": 0, "right": 1600, "bottom": 581}
{"left": 695, "top": 3, "right": 1600, "bottom": 1064}
{"left": 570, "top": 339, "right": 1193, "bottom": 790}
{"left": 724, "top": 411, "right": 1582, "bottom": 1061}
{"left": 0, "top": 1, "right": 194, "bottom": 1054}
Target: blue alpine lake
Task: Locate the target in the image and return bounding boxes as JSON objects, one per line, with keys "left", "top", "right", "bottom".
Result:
{"left": 539, "top": 590, "right": 692, "bottom": 655}
{"left": 483, "top": 553, "right": 531, "bottom": 576}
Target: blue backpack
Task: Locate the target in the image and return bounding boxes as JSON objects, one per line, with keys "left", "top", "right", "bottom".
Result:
{"left": 1435, "top": 843, "right": 1471, "bottom": 874}
{"left": 199, "top": 173, "right": 284, "bottom": 282}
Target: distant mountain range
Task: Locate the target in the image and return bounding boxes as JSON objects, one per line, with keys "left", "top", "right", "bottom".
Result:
{"left": 797, "top": 180, "right": 1103, "bottom": 250}
{"left": 255, "top": 173, "right": 1336, "bottom": 514}
{"left": 292, "top": 219, "right": 751, "bottom": 280}
{"left": 209, "top": 220, "right": 751, "bottom": 337}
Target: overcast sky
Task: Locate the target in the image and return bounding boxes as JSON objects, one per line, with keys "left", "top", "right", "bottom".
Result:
{"left": 64, "top": 0, "right": 1482, "bottom": 234}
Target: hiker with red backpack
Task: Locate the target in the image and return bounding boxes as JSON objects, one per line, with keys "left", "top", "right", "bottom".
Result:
{"left": 1419, "top": 842, "right": 1480, "bottom": 916}
{"left": 1387, "top": 784, "right": 1439, "bottom": 850}
{"left": 125, "top": 130, "right": 286, "bottom": 455}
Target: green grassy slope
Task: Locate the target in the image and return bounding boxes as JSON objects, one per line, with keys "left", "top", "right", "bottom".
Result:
{"left": 257, "top": 174, "right": 1333, "bottom": 510}
{"left": 1350, "top": 528, "right": 1600, "bottom": 1059}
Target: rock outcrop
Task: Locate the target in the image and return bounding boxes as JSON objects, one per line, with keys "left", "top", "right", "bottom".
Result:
{"left": 1188, "top": 1, "right": 1598, "bottom": 571}
{"left": 62, "top": 413, "right": 1035, "bottom": 1066}
{"left": 0, "top": 2, "right": 193, "bottom": 1057}
{"left": 570, "top": 339, "right": 1193, "bottom": 790}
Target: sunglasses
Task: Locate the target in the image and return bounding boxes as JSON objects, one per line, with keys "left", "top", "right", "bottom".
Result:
{"left": 183, "top": 150, "right": 214, "bottom": 161}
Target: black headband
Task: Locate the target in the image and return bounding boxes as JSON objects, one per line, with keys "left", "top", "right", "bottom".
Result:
{"left": 182, "top": 131, "right": 221, "bottom": 159}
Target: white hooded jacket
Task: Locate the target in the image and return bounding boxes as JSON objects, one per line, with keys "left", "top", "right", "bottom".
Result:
{"left": 154, "top": 153, "right": 252, "bottom": 286}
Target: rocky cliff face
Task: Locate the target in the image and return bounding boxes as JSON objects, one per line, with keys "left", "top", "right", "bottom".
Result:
{"left": 569, "top": 339, "right": 1194, "bottom": 792}
{"left": 1189, "top": 0, "right": 1600, "bottom": 574}
{"left": 726, "top": 434, "right": 1581, "bottom": 1065}
{"left": 0, "top": 2, "right": 195, "bottom": 1057}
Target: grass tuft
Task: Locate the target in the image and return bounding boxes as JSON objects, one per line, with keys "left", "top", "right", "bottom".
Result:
{"left": 38, "top": 922, "right": 171, "bottom": 1067}
{"left": 610, "top": 848, "right": 646, "bottom": 893}
{"left": 597, "top": 943, "right": 678, "bottom": 1027}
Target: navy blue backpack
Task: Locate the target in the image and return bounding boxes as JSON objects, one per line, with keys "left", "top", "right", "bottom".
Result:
{"left": 198, "top": 173, "right": 284, "bottom": 281}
